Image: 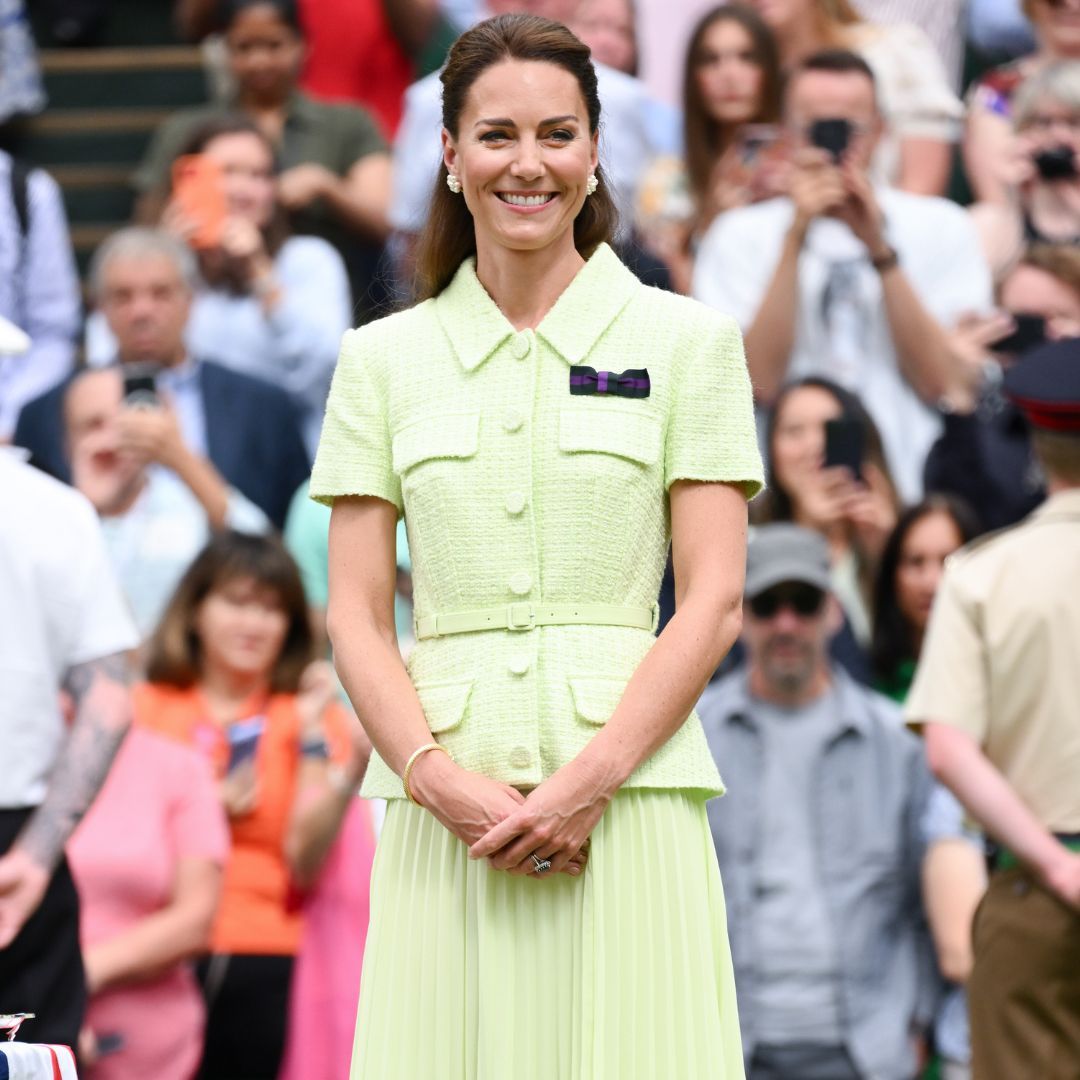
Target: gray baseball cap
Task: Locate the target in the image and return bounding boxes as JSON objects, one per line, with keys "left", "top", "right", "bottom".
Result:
{"left": 744, "top": 524, "right": 832, "bottom": 600}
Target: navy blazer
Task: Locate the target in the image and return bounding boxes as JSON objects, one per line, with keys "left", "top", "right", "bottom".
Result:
{"left": 13, "top": 360, "right": 310, "bottom": 528}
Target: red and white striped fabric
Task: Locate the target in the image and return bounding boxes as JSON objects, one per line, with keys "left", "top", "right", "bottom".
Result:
{"left": 0, "top": 1043, "right": 78, "bottom": 1080}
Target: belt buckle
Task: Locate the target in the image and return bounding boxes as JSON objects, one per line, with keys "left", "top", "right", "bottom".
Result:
{"left": 506, "top": 602, "right": 535, "bottom": 631}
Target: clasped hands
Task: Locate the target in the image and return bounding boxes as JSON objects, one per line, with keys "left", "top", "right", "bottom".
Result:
{"left": 409, "top": 752, "right": 613, "bottom": 877}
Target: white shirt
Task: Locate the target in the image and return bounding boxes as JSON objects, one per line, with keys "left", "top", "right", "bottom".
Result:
{"left": 389, "top": 63, "right": 660, "bottom": 234}
{"left": 693, "top": 188, "right": 992, "bottom": 502}
{"left": 100, "top": 470, "right": 269, "bottom": 639}
{"left": 0, "top": 451, "right": 138, "bottom": 807}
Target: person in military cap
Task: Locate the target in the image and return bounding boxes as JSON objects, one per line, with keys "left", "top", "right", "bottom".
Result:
{"left": 906, "top": 337, "right": 1080, "bottom": 1080}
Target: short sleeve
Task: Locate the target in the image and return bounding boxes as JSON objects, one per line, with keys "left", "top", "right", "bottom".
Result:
{"left": 334, "top": 105, "right": 389, "bottom": 172}
{"left": 131, "top": 110, "right": 203, "bottom": 195}
{"left": 310, "top": 329, "right": 403, "bottom": 513}
{"left": 904, "top": 564, "right": 989, "bottom": 741}
{"left": 167, "top": 739, "right": 230, "bottom": 865}
{"left": 664, "top": 312, "right": 765, "bottom": 499}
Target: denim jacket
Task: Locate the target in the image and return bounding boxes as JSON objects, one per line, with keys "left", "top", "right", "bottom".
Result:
{"left": 698, "top": 668, "right": 938, "bottom": 1080}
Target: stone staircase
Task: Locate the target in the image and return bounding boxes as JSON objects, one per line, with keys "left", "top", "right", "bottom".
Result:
{"left": 25, "top": 3, "right": 211, "bottom": 273}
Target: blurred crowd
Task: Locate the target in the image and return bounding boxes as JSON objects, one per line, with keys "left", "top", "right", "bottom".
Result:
{"left": 1, "top": 0, "right": 1079, "bottom": 1078}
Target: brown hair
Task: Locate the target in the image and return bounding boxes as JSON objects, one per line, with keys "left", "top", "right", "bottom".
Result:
{"left": 414, "top": 13, "right": 619, "bottom": 300}
{"left": 682, "top": 5, "right": 782, "bottom": 214}
{"left": 1032, "top": 429, "right": 1080, "bottom": 484}
{"left": 145, "top": 531, "right": 314, "bottom": 693}
{"left": 172, "top": 114, "right": 289, "bottom": 287}
{"left": 1019, "top": 244, "right": 1080, "bottom": 296}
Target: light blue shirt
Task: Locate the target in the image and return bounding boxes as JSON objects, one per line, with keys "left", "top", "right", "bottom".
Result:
{"left": 389, "top": 63, "right": 664, "bottom": 234}
{"left": 0, "top": 154, "right": 80, "bottom": 438}
{"left": 100, "top": 469, "right": 269, "bottom": 638}
{"left": 156, "top": 356, "right": 208, "bottom": 457}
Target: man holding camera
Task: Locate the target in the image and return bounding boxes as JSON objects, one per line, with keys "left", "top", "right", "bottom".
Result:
{"left": 694, "top": 49, "right": 991, "bottom": 503}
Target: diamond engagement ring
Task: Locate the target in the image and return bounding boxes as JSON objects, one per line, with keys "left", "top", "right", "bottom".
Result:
{"left": 530, "top": 853, "right": 552, "bottom": 874}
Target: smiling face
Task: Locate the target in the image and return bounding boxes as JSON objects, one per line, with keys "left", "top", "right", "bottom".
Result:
{"left": 771, "top": 384, "right": 844, "bottom": 499}
{"left": 201, "top": 131, "right": 276, "bottom": 228}
{"left": 195, "top": 574, "right": 290, "bottom": 683}
{"left": 694, "top": 18, "right": 766, "bottom": 126}
{"left": 442, "top": 59, "right": 599, "bottom": 261}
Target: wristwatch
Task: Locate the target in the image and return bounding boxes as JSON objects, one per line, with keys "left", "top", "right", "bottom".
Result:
{"left": 870, "top": 246, "right": 899, "bottom": 273}
{"left": 299, "top": 736, "right": 331, "bottom": 759}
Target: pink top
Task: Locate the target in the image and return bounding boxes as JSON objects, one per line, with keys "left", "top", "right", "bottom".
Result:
{"left": 68, "top": 728, "right": 229, "bottom": 1080}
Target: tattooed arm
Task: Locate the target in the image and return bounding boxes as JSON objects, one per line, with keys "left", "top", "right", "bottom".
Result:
{"left": 0, "top": 651, "right": 132, "bottom": 948}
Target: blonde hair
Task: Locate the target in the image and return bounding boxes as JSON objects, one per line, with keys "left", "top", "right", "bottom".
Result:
{"left": 1013, "top": 61, "right": 1080, "bottom": 130}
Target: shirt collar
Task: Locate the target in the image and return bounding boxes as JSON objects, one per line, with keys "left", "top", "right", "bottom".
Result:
{"left": 434, "top": 243, "right": 639, "bottom": 373}
{"left": 1033, "top": 487, "right": 1080, "bottom": 522}
{"left": 155, "top": 355, "right": 201, "bottom": 391}
{"left": 723, "top": 666, "right": 871, "bottom": 739}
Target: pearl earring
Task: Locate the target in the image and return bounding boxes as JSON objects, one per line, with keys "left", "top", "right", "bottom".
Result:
{"left": 446, "top": 172, "right": 462, "bottom": 194}
{"left": 586, "top": 174, "right": 598, "bottom": 196}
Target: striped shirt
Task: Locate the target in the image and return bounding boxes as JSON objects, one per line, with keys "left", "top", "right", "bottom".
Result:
{"left": 0, "top": 153, "right": 80, "bottom": 438}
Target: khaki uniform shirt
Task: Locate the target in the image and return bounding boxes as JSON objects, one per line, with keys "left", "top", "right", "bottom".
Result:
{"left": 311, "top": 244, "right": 764, "bottom": 799}
{"left": 905, "top": 488, "right": 1080, "bottom": 831}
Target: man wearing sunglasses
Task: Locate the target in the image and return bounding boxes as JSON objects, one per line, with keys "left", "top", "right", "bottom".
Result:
{"left": 698, "top": 523, "right": 935, "bottom": 1080}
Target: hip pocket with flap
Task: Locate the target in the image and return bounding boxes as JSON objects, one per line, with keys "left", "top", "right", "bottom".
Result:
{"left": 415, "top": 678, "right": 474, "bottom": 734}
{"left": 568, "top": 676, "right": 627, "bottom": 726}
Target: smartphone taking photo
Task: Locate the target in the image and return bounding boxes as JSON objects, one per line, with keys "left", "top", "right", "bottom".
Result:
{"left": 809, "top": 118, "right": 853, "bottom": 163}
{"left": 171, "top": 153, "right": 227, "bottom": 249}
{"left": 823, "top": 417, "right": 865, "bottom": 480}
{"left": 121, "top": 362, "right": 161, "bottom": 408}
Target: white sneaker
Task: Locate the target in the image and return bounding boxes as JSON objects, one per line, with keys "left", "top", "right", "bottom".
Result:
{"left": 0, "top": 314, "right": 31, "bottom": 356}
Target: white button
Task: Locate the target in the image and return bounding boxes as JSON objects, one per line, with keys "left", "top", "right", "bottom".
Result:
{"left": 505, "top": 492, "right": 526, "bottom": 515}
{"left": 509, "top": 572, "right": 532, "bottom": 595}
{"left": 509, "top": 747, "right": 531, "bottom": 769}
{"left": 503, "top": 410, "right": 524, "bottom": 433}
{"left": 509, "top": 654, "right": 530, "bottom": 676}
{"left": 512, "top": 332, "right": 532, "bottom": 360}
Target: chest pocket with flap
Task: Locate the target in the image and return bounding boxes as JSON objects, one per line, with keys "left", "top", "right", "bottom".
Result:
{"left": 392, "top": 412, "right": 480, "bottom": 475}
{"left": 558, "top": 405, "right": 662, "bottom": 467}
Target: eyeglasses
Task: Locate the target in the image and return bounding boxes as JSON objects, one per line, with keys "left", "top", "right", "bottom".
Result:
{"left": 748, "top": 584, "right": 826, "bottom": 619}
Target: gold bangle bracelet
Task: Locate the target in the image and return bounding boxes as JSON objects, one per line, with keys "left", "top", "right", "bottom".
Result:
{"left": 402, "top": 742, "right": 452, "bottom": 805}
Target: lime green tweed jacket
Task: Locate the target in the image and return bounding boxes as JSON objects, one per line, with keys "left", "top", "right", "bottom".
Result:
{"left": 311, "top": 243, "right": 764, "bottom": 800}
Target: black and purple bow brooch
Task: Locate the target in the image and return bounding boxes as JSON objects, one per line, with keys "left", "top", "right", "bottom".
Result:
{"left": 569, "top": 365, "right": 650, "bottom": 399}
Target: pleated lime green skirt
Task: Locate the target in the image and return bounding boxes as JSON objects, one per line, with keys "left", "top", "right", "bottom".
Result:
{"left": 350, "top": 788, "right": 745, "bottom": 1079}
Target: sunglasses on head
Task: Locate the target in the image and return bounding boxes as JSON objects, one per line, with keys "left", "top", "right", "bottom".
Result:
{"left": 749, "top": 583, "right": 826, "bottom": 620}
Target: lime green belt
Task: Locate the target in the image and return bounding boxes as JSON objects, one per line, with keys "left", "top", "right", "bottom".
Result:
{"left": 414, "top": 601, "right": 659, "bottom": 641}
{"left": 996, "top": 834, "right": 1080, "bottom": 872}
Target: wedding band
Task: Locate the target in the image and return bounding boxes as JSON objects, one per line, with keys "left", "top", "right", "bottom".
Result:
{"left": 530, "top": 853, "right": 552, "bottom": 874}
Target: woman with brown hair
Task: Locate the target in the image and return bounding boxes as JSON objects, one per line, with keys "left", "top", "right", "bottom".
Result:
{"left": 135, "top": 531, "right": 371, "bottom": 1080}
{"left": 638, "top": 4, "right": 783, "bottom": 292}
{"left": 752, "top": 376, "right": 900, "bottom": 648}
{"left": 311, "top": 12, "right": 763, "bottom": 1079}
